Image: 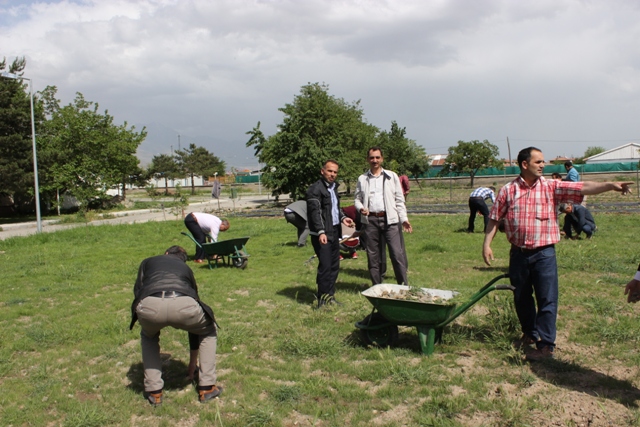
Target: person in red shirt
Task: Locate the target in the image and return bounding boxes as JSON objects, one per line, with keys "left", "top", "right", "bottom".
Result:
{"left": 483, "top": 147, "right": 632, "bottom": 361}
{"left": 400, "top": 175, "right": 410, "bottom": 200}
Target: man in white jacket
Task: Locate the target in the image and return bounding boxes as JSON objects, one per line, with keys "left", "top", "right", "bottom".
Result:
{"left": 355, "top": 147, "right": 412, "bottom": 286}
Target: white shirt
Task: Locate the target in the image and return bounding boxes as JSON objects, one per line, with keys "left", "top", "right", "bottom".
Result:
{"left": 367, "top": 171, "right": 385, "bottom": 213}
{"left": 191, "top": 212, "right": 222, "bottom": 242}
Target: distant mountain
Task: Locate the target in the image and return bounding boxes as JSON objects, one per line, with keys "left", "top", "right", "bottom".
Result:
{"left": 135, "top": 122, "right": 260, "bottom": 171}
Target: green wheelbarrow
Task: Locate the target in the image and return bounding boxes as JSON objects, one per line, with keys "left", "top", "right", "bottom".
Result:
{"left": 355, "top": 274, "right": 513, "bottom": 355}
{"left": 181, "top": 232, "right": 250, "bottom": 270}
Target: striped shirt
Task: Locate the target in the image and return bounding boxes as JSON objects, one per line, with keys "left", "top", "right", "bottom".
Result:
{"left": 489, "top": 176, "right": 583, "bottom": 249}
{"left": 469, "top": 187, "right": 495, "bottom": 203}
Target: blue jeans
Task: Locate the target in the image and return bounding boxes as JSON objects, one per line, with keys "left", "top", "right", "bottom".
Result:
{"left": 509, "top": 245, "right": 558, "bottom": 349}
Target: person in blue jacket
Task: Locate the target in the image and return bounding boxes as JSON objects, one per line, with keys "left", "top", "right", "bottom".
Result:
{"left": 559, "top": 202, "right": 596, "bottom": 239}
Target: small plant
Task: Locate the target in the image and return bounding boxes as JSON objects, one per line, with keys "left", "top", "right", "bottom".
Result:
{"left": 170, "top": 183, "right": 190, "bottom": 218}
{"left": 272, "top": 385, "right": 302, "bottom": 403}
{"left": 62, "top": 404, "right": 113, "bottom": 427}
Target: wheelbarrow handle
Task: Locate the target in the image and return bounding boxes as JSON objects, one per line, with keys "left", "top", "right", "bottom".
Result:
{"left": 481, "top": 273, "right": 509, "bottom": 290}
{"left": 495, "top": 284, "right": 515, "bottom": 291}
{"left": 181, "top": 231, "right": 203, "bottom": 248}
{"left": 436, "top": 273, "right": 511, "bottom": 328}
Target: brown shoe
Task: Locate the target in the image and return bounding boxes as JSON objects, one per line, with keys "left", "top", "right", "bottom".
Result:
{"left": 199, "top": 384, "right": 223, "bottom": 403}
{"left": 145, "top": 391, "right": 163, "bottom": 406}
{"left": 526, "top": 345, "right": 555, "bottom": 361}
{"left": 514, "top": 334, "right": 537, "bottom": 349}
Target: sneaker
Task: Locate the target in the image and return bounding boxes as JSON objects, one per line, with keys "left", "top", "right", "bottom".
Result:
{"left": 352, "top": 253, "right": 358, "bottom": 259}
{"left": 145, "top": 391, "right": 163, "bottom": 406}
{"left": 199, "top": 385, "right": 223, "bottom": 403}
{"left": 317, "top": 294, "right": 341, "bottom": 308}
{"left": 194, "top": 259, "right": 204, "bottom": 264}
{"left": 339, "top": 255, "right": 344, "bottom": 261}
{"left": 526, "top": 345, "right": 555, "bottom": 361}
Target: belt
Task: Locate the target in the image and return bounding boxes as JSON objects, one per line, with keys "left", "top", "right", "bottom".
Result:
{"left": 511, "top": 244, "right": 554, "bottom": 254}
{"left": 368, "top": 211, "right": 386, "bottom": 217}
{"left": 148, "top": 291, "right": 188, "bottom": 298}
{"left": 470, "top": 197, "right": 484, "bottom": 200}
{"left": 189, "top": 213, "right": 198, "bottom": 223}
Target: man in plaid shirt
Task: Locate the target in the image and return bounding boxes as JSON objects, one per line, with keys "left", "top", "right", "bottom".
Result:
{"left": 467, "top": 186, "right": 496, "bottom": 233}
{"left": 483, "top": 147, "right": 632, "bottom": 361}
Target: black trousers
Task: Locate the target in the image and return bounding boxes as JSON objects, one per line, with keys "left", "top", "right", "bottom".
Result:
{"left": 311, "top": 225, "right": 341, "bottom": 298}
{"left": 468, "top": 197, "right": 490, "bottom": 232}
{"left": 184, "top": 214, "right": 207, "bottom": 260}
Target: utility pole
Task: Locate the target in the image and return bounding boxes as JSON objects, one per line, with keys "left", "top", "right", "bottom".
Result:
{"left": 506, "top": 137, "right": 512, "bottom": 166}
{"left": 178, "top": 134, "right": 181, "bottom": 151}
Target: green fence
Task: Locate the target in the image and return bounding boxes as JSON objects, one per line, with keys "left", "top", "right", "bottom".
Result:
{"left": 422, "top": 162, "right": 640, "bottom": 179}
{"left": 235, "top": 175, "right": 261, "bottom": 184}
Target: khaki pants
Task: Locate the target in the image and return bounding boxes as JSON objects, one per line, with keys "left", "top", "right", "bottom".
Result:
{"left": 136, "top": 294, "right": 217, "bottom": 392}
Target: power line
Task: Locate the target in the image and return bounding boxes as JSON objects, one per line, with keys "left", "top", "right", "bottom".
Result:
{"left": 501, "top": 138, "right": 639, "bottom": 143}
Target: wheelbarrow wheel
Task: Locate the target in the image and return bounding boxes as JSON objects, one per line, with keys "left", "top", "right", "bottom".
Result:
{"left": 232, "top": 256, "right": 248, "bottom": 269}
{"left": 360, "top": 313, "right": 399, "bottom": 348}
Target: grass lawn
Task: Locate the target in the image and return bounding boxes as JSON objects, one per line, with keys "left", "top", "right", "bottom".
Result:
{"left": 1, "top": 212, "right": 640, "bottom": 426}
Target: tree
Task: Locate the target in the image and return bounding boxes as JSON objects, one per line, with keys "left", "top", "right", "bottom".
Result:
{"left": 246, "top": 83, "right": 377, "bottom": 200}
{"left": 375, "top": 121, "right": 430, "bottom": 188}
{"left": 148, "top": 154, "right": 180, "bottom": 194}
{"left": 38, "top": 86, "right": 146, "bottom": 210}
{"left": 401, "top": 140, "right": 430, "bottom": 188}
{"left": 121, "top": 165, "right": 150, "bottom": 199}
{"left": 0, "top": 56, "right": 46, "bottom": 213}
{"left": 574, "top": 146, "right": 606, "bottom": 164}
{"left": 439, "top": 140, "right": 503, "bottom": 187}
{"left": 174, "top": 143, "right": 225, "bottom": 195}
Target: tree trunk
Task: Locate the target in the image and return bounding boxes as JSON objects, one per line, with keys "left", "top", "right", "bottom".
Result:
{"left": 164, "top": 177, "right": 168, "bottom": 195}
{"left": 190, "top": 173, "right": 196, "bottom": 195}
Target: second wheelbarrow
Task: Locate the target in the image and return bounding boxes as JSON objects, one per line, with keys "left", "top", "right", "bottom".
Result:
{"left": 181, "top": 232, "right": 250, "bottom": 270}
{"left": 355, "top": 274, "right": 513, "bottom": 355}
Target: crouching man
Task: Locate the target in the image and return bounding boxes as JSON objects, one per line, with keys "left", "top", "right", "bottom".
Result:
{"left": 129, "top": 245, "right": 222, "bottom": 405}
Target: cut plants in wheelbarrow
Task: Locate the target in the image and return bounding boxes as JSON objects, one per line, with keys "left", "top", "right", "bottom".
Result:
{"left": 355, "top": 273, "right": 513, "bottom": 355}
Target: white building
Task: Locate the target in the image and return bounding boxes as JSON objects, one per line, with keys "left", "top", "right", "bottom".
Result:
{"left": 148, "top": 176, "right": 207, "bottom": 188}
{"left": 584, "top": 143, "right": 640, "bottom": 164}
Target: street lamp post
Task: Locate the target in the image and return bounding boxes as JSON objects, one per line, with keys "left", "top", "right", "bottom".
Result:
{"left": 1, "top": 72, "right": 42, "bottom": 232}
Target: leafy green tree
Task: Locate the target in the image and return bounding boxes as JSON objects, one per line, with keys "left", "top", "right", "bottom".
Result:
{"left": 375, "top": 121, "right": 430, "bottom": 188}
{"left": 148, "top": 154, "right": 180, "bottom": 194}
{"left": 583, "top": 146, "right": 606, "bottom": 158}
{"left": 38, "top": 86, "right": 146, "bottom": 210}
{"left": 246, "top": 83, "right": 377, "bottom": 199}
{"left": 439, "top": 140, "right": 503, "bottom": 187}
{"left": 0, "top": 56, "right": 46, "bottom": 213}
{"left": 174, "top": 143, "right": 225, "bottom": 195}
{"left": 402, "top": 140, "right": 430, "bottom": 188}
{"left": 573, "top": 146, "right": 607, "bottom": 164}
{"left": 121, "top": 165, "right": 150, "bottom": 199}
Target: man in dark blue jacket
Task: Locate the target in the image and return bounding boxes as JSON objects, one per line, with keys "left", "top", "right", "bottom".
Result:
{"left": 130, "top": 246, "right": 222, "bottom": 405}
{"left": 559, "top": 203, "right": 596, "bottom": 239}
{"left": 306, "top": 160, "right": 354, "bottom": 307}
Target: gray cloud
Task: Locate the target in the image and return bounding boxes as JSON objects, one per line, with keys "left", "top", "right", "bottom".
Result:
{"left": 2, "top": 0, "right": 640, "bottom": 168}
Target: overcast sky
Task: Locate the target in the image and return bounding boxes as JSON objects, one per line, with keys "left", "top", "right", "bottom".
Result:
{"left": 3, "top": 0, "right": 640, "bottom": 170}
